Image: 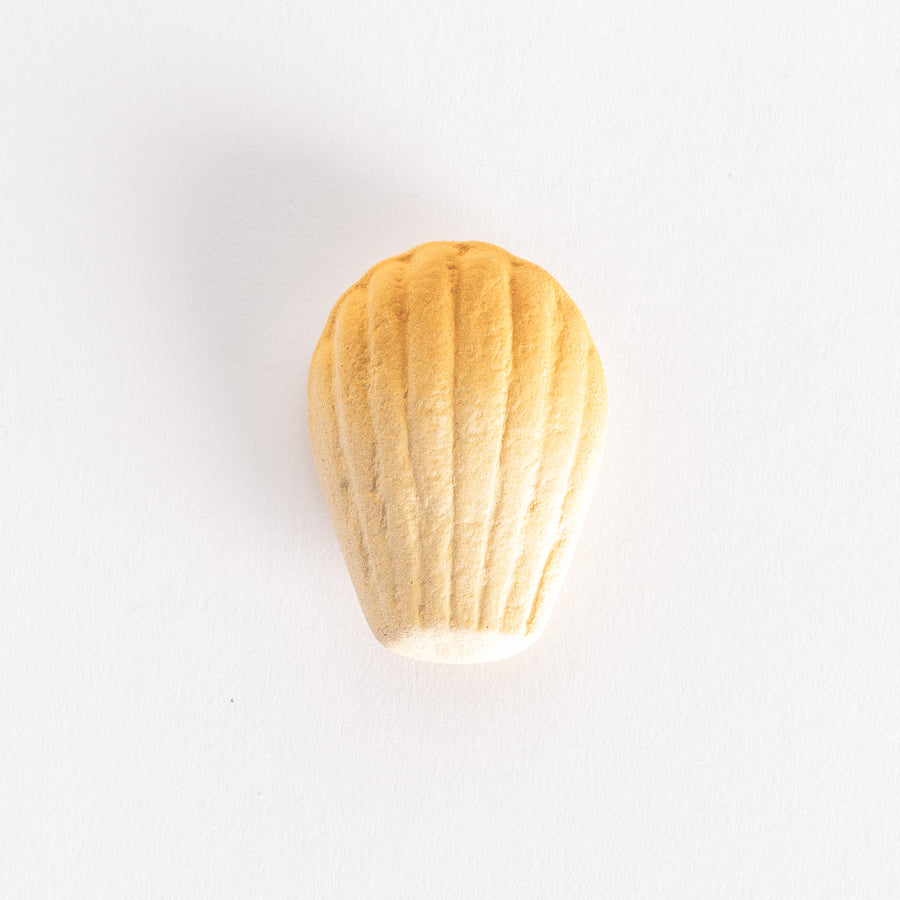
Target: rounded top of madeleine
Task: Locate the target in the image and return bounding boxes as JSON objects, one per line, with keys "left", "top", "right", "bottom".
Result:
{"left": 317, "top": 241, "right": 597, "bottom": 356}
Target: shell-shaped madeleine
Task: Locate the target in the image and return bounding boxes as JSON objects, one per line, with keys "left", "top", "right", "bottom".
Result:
{"left": 308, "top": 241, "right": 607, "bottom": 663}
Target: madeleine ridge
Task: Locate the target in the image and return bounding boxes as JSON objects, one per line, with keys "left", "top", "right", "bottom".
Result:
{"left": 307, "top": 241, "right": 608, "bottom": 663}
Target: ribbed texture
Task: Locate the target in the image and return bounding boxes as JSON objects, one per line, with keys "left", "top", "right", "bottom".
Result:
{"left": 308, "top": 241, "right": 608, "bottom": 663}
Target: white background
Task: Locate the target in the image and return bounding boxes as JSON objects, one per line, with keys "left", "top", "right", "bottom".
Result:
{"left": 2, "top": 1, "right": 898, "bottom": 896}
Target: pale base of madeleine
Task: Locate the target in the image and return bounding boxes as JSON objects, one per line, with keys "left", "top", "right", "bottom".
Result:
{"left": 378, "top": 624, "right": 539, "bottom": 664}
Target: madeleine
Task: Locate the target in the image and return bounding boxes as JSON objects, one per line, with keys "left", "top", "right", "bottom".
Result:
{"left": 308, "top": 241, "right": 607, "bottom": 663}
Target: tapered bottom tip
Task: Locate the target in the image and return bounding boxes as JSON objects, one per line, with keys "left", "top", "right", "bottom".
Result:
{"left": 377, "top": 625, "right": 538, "bottom": 664}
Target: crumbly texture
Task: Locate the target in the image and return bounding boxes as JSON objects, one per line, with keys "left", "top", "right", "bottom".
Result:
{"left": 308, "top": 241, "right": 608, "bottom": 663}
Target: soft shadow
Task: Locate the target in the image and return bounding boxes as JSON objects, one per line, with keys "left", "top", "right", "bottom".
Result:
{"left": 165, "top": 128, "right": 459, "bottom": 541}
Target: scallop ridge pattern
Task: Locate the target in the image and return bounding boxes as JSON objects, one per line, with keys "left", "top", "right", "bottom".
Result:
{"left": 308, "top": 241, "right": 608, "bottom": 661}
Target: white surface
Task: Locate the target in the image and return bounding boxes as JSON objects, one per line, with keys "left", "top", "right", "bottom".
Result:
{"left": 2, "top": 1, "right": 898, "bottom": 896}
